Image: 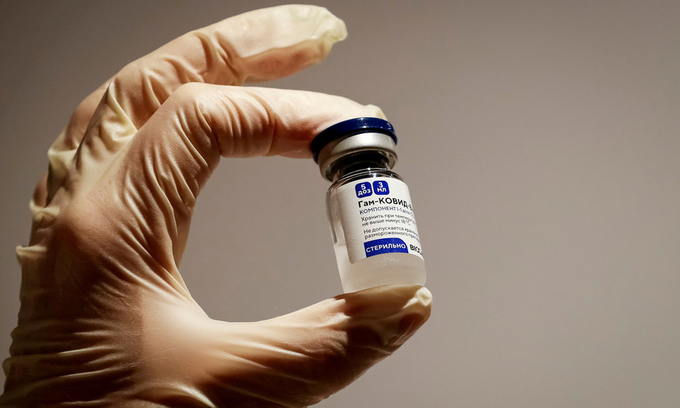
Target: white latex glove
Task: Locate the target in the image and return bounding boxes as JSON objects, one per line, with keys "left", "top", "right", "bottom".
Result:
{"left": 0, "top": 5, "right": 432, "bottom": 407}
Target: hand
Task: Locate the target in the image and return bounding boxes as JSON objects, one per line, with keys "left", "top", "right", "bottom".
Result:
{"left": 0, "top": 5, "right": 432, "bottom": 407}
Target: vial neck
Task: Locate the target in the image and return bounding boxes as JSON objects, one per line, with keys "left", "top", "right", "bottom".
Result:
{"left": 330, "top": 152, "right": 391, "bottom": 182}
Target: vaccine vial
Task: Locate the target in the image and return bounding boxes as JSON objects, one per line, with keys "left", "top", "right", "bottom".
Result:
{"left": 311, "top": 117, "right": 426, "bottom": 293}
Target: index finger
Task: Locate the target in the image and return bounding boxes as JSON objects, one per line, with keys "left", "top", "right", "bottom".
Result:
{"left": 109, "top": 5, "right": 347, "bottom": 129}
{"left": 43, "top": 5, "right": 347, "bottom": 203}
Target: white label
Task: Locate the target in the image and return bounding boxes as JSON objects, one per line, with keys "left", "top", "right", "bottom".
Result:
{"left": 334, "top": 177, "right": 424, "bottom": 263}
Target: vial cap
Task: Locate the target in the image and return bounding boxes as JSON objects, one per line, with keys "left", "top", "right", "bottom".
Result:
{"left": 311, "top": 117, "right": 397, "bottom": 164}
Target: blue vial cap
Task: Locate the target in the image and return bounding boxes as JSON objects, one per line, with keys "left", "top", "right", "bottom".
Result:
{"left": 311, "top": 117, "right": 397, "bottom": 164}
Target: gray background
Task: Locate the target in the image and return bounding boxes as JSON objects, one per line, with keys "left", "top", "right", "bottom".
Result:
{"left": 1, "top": 0, "right": 679, "bottom": 407}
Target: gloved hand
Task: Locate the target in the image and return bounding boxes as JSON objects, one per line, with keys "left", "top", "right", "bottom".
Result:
{"left": 0, "top": 5, "right": 432, "bottom": 407}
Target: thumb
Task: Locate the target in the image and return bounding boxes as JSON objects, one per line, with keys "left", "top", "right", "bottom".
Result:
{"left": 142, "top": 285, "right": 432, "bottom": 407}
{"left": 91, "top": 85, "right": 384, "bottom": 287}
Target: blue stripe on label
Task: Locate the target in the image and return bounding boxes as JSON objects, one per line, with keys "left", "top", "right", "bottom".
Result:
{"left": 364, "top": 238, "right": 408, "bottom": 258}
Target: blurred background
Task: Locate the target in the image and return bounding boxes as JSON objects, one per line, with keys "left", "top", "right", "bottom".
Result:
{"left": 1, "top": 0, "right": 679, "bottom": 407}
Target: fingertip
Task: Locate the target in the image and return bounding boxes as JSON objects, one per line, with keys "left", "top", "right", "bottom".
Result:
{"left": 218, "top": 5, "right": 351, "bottom": 83}
{"left": 317, "top": 6, "right": 347, "bottom": 44}
{"left": 366, "top": 104, "right": 387, "bottom": 120}
{"left": 337, "top": 284, "right": 431, "bottom": 318}
{"left": 400, "top": 286, "right": 432, "bottom": 329}
{"left": 415, "top": 286, "right": 433, "bottom": 309}
{"left": 332, "top": 16, "right": 348, "bottom": 43}
{"left": 403, "top": 286, "right": 433, "bottom": 336}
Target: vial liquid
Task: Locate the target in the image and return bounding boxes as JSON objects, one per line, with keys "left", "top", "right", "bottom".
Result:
{"left": 311, "top": 118, "right": 426, "bottom": 293}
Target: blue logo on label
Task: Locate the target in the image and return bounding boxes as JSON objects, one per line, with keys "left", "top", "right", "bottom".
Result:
{"left": 355, "top": 182, "right": 373, "bottom": 198}
{"left": 364, "top": 238, "right": 408, "bottom": 258}
{"left": 372, "top": 180, "right": 390, "bottom": 195}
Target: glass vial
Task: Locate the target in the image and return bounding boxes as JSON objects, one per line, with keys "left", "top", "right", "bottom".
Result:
{"left": 311, "top": 117, "right": 426, "bottom": 293}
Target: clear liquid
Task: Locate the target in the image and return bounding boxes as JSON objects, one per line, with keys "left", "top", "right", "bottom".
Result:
{"left": 333, "top": 242, "right": 427, "bottom": 293}
{"left": 326, "top": 168, "right": 427, "bottom": 293}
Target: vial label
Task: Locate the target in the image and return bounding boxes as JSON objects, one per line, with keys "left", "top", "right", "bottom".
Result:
{"left": 335, "top": 177, "right": 424, "bottom": 263}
